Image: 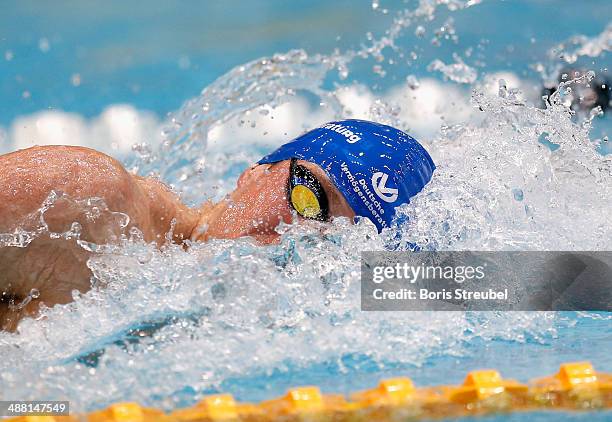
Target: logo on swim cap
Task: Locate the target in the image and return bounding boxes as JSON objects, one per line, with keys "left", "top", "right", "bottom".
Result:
{"left": 322, "top": 123, "right": 361, "bottom": 143}
{"left": 372, "top": 172, "right": 399, "bottom": 203}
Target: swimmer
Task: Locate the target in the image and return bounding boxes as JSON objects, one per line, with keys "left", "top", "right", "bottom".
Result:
{"left": 0, "top": 119, "right": 435, "bottom": 330}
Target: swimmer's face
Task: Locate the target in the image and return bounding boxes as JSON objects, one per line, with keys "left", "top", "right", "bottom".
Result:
{"left": 194, "top": 160, "right": 355, "bottom": 244}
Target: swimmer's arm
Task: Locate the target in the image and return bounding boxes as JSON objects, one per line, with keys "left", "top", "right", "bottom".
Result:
{"left": 131, "top": 175, "right": 201, "bottom": 245}
{"left": 0, "top": 146, "right": 201, "bottom": 330}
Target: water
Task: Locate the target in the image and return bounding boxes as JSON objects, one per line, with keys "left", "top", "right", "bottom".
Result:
{"left": 0, "top": 0, "right": 611, "bottom": 419}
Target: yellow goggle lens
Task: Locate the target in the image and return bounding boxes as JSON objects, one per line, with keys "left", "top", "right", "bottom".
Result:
{"left": 290, "top": 185, "right": 321, "bottom": 218}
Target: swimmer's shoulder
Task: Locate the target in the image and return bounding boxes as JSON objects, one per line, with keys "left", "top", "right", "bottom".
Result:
{"left": 0, "top": 146, "right": 141, "bottom": 227}
{"left": 0, "top": 145, "right": 198, "bottom": 244}
{"left": 1, "top": 145, "right": 125, "bottom": 173}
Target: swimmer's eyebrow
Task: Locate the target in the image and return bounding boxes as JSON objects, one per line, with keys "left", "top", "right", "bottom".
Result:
{"left": 268, "top": 159, "right": 342, "bottom": 205}
{"left": 296, "top": 160, "right": 344, "bottom": 206}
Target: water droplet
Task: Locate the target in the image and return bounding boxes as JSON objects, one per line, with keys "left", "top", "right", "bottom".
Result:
{"left": 38, "top": 37, "right": 50, "bottom": 53}
{"left": 71, "top": 73, "right": 81, "bottom": 87}
{"left": 178, "top": 55, "right": 191, "bottom": 70}
{"left": 406, "top": 75, "right": 420, "bottom": 90}
{"left": 373, "top": 65, "right": 386, "bottom": 77}
{"left": 498, "top": 79, "right": 508, "bottom": 98}
{"left": 512, "top": 188, "right": 524, "bottom": 201}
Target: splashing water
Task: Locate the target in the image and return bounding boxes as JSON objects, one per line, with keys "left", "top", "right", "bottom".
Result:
{"left": 1, "top": 0, "right": 611, "bottom": 414}
{"left": 427, "top": 55, "right": 478, "bottom": 84}
{"left": 391, "top": 70, "right": 612, "bottom": 251}
{"left": 550, "top": 23, "right": 612, "bottom": 64}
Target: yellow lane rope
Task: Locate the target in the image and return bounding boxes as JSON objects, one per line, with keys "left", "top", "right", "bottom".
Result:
{"left": 8, "top": 361, "right": 612, "bottom": 422}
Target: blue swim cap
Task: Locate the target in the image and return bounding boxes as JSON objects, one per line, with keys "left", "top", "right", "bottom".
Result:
{"left": 257, "top": 119, "right": 435, "bottom": 232}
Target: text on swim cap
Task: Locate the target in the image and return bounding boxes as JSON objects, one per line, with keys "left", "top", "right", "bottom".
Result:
{"left": 340, "top": 162, "right": 387, "bottom": 228}
{"left": 323, "top": 123, "right": 361, "bottom": 143}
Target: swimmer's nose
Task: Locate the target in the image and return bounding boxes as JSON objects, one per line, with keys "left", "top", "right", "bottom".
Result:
{"left": 203, "top": 161, "right": 295, "bottom": 242}
{"left": 210, "top": 193, "right": 293, "bottom": 241}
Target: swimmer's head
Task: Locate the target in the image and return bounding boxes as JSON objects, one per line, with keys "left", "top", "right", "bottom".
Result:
{"left": 192, "top": 120, "right": 435, "bottom": 243}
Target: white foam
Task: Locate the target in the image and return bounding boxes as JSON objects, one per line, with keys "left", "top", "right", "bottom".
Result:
{"left": 206, "top": 97, "right": 332, "bottom": 152}
{"left": 386, "top": 78, "right": 474, "bottom": 137}
{"left": 551, "top": 22, "right": 612, "bottom": 64}
{"left": 205, "top": 79, "right": 479, "bottom": 153}
{"left": 428, "top": 57, "right": 478, "bottom": 84}
{"left": 2, "top": 71, "right": 530, "bottom": 159}
{"left": 0, "top": 125, "right": 8, "bottom": 149}
{"left": 6, "top": 105, "right": 162, "bottom": 156}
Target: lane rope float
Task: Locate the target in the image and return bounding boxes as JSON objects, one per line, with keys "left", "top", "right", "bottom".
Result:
{"left": 7, "top": 361, "right": 612, "bottom": 421}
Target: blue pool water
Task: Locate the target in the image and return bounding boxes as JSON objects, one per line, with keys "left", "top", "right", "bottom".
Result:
{"left": 1, "top": 0, "right": 611, "bottom": 126}
{"left": 0, "top": 1, "right": 611, "bottom": 420}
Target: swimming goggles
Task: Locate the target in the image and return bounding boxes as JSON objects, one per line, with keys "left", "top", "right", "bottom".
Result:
{"left": 287, "top": 158, "right": 329, "bottom": 221}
